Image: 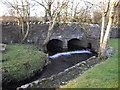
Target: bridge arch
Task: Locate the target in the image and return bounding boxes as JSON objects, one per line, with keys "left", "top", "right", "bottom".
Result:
{"left": 47, "top": 39, "right": 63, "bottom": 55}
{"left": 67, "top": 38, "right": 87, "bottom": 51}
{"left": 87, "top": 43, "right": 92, "bottom": 49}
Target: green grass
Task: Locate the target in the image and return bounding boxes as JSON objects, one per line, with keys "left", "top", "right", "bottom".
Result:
{"left": 2, "top": 44, "right": 46, "bottom": 83}
{"left": 60, "top": 39, "right": 119, "bottom": 88}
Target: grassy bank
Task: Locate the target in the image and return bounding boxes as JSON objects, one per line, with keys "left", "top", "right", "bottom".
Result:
{"left": 2, "top": 44, "right": 46, "bottom": 84}
{"left": 60, "top": 39, "right": 119, "bottom": 88}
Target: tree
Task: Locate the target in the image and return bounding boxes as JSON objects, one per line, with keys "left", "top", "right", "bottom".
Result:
{"left": 3, "top": 0, "right": 33, "bottom": 43}
{"left": 113, "top": 6, "right": 120, "bottom": 26}
{"left": 34, "top": 0, "right": 69, "bottom": 51}
{"left": 92, "top": 10, "right": 102, "bottom": 24}
{"left": 99, "top": 0, "right": 119, "bottom": 57}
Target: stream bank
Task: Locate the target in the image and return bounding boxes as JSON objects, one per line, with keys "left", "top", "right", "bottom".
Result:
{"left": 17, "top": 46, "right": 115, "bottom": 89}
{"left": 4, "top": 46, "right": 115, "bottom": 89}
{"left": 18, "top": 56, "right": 102, "bottom": 89}
{"left": 4, "top": 52, "right": 95, "bottom": 90}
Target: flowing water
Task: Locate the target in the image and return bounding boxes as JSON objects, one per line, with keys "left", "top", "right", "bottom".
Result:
{"left": 48, "top": 50, "right": 92, "bottom": 58}
{"left": 4, "top": 50, "right": 95, "bottom": 89}
{"left": 37, "top": 50, "right": 93, "bottom": 80}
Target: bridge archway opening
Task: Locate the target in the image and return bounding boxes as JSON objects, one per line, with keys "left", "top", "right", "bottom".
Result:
{"left": 47, "top": 39, "right": 63, "bottom": 55}
{"left": 68, "top": 38, "right": 86, "bottom": 51}
{"left": 87, "top": 43, "right": 92, "bottom": 49}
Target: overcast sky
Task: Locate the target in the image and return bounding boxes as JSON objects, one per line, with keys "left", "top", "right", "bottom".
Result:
{"left": 0, "top": 0, "right": 102, "bottom": 17}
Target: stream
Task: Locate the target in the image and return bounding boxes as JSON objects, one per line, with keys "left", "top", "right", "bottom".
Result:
{"left": 4, "top": 50, "right": 95, "bottom": 89}
{"left": 36, "top": 50, "right": 93, "bottom": 80}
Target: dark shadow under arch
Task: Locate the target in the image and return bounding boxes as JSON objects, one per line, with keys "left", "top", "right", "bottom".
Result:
{"left": 47, "top": 39, "right": 63, "bottom": 55}
{"left": 87, "top": 43, "right": 92, "bottom": 49}
{"left": 68, "top": 38, "right": 86, "bottom": 51}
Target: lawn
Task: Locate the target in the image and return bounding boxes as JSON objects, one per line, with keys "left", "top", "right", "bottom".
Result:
{"left": 60, "top": 39, "right": 119, "bottom": 88}
{"left": 2, "top": 44, "right": 47, "bottom": 85}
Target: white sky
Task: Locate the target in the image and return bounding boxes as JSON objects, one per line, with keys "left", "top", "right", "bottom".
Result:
{"left": 0, "top": 0, "right": 102, "bottom": 17}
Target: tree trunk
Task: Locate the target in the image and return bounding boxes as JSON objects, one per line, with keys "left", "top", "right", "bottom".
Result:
{"left": 99, "top": 14, "right": 107, "bottom": 57}
{"left": 100, "top": 15, "right": 106, "bottom": 47}
{"left": 21, "top": 20, "right": 25, "bottom": 42}
{"left": 99, "top": 0, "right": 119, "bottom": 57}
{"left": 22, "top": 1, "right": 30, "bottom": 43}
{"left": 22, "top": 21, "right": 30, "bottom": 43}
{"left": 43, "top": 21, "right": 55, "bottom": 44}
{"left": 44, "top": 11, "right": 48, "bottom": 22}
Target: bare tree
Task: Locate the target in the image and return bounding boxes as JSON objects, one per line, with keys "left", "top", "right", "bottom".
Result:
{"left": 99, "top": 0, "right": 119, "bottom": 57}
{"left": 66, "top": 1, "right": 98, "bottom": 38}
{"left": 3, "top": 0, "right": 33, "bottom": 43}
{"left": 67, "top": 0, "right": 119, "bottom": 57}
{"left": 92, "top": 10, "right": 102, "bottom": 24}
{"left": 34, "top": 0, "right": 69, "bottom": 50}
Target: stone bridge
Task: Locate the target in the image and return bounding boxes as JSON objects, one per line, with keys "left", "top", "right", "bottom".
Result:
{"left": 2, "top": 23, "right": 119, "bottom": 53}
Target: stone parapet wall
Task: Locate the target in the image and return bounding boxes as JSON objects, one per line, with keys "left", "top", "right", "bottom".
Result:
{"left": 110, "top": 27, "right": 120, "bottom": 38}
{"left": 2, "top": 24, "right": 119, "bottom": 44}
{"left": 2, "top": 24, "right": 119, "bottom": 53}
